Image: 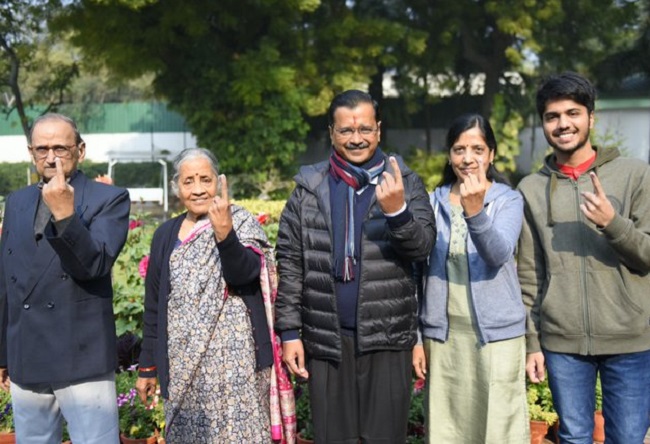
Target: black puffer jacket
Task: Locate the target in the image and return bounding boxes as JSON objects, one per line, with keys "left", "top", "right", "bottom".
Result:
{"left": 275, "top": 154, "right": 435, "bottom": 362}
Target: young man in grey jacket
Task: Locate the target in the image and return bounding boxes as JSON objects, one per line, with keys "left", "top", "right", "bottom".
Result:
{"left": 275, "top": 90, "right": 435, "bottom": 444}
{"left": 518, "top": 72, "right": 650, "bottom": 444}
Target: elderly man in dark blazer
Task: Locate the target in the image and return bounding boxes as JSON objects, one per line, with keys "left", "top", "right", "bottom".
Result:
{"left": 0, "top": 113, "right": 130, "bottom": 444}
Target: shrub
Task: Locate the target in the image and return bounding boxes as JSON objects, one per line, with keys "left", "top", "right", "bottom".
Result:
{"left": 404, "top": 149, "right": 448, "bottom": 192}
{"left": 0, "top": 389, "right": 13, "bottom": 433}
{"left": 407, "top": 378, "right": 425, "bottom": 443}
{"left": 116, "top": 367, "right": 165, "bottom": 439}
{"left": 236, "top": 199, "right": 286, "bottom": 246}
{"left": 112, "top": 214, "right": 157, "bottom": 338}
{"left": 293, "top": 378, "right": 313, "bottom": 440}
{"left": 527, "top": 379, "right": 558, "bottom": 426}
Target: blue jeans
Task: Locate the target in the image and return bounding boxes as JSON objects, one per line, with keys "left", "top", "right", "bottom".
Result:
{"left": 544, "top": 348, "right": 650, "bottom": 444}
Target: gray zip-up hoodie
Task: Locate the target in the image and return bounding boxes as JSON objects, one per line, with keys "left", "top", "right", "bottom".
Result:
{"left": 420, "top": 182, "right": 526, "bottom": 344}
{"left": 518, "top": 147, "right": 650, "bottom": 355}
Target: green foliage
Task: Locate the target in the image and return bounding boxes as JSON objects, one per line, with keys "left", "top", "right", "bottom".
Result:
{"left": 527, "top": 379, "right": 559, "bottom": 426}
{"left": 112, "top": 214, "right": 157, "bottom": 338}
{"left": 490, "top": 93, "right": 523, "bottom": 175}
{"left": 55, "top": 0, "right": 431, "bottom": 177}
{"left": 591, "top": 121, "right": 628, "bottom": 154}
{"left": 0, "top": 389, "right": 13, "bottom": 433}
{"left": 407, "top": 378, "right": 425, "bottom": 444}
{"left": 236, "top": 199, "right": 286, "bottom": 246}
{"left": 116, "top": 368, "right": 164, "bottom": 439}
{"left": 294, "top": 379, "right": 313, "bottom": 440}
{"left": 0, "top": 0, "right": 79, "bottom": 135}
{"left": 405, "top": 149, "right": 448, "bottom": 192}
{"left": 0, "top": 163, "right": 31, "bottom": 197}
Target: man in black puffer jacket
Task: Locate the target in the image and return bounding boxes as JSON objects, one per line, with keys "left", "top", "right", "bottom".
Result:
{"left": 276, "top": 90, "right": 435, "bottom": 444}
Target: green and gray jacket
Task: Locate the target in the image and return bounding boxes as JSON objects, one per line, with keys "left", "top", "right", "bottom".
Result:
{"left": 517, "top": 147, "right": 650, "bottom": 356}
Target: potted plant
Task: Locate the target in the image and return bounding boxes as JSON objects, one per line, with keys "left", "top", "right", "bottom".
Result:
{"left": 116, "top": 367, "right": 165, "bottom": 444}
{"left": 294, "top": 378, "right": 314, "bottom": 444}
{"left": 593, "top": 375, "right": 605, "bottom": 443}
{"left": 527, "top": 380, "right": 558, "bottom": 444}
{"left": 407, "top": 378, "right": 425, "bottom": 444}
{"left": 0, "top": 389, "right": 14, "bottom": 444}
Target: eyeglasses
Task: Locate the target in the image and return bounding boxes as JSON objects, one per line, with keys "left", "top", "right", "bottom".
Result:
{"left": 331, "top": 126, "right": 379, "bottom": 139}
{"left": 29, "top": 144, "right": 77, "bottom": 159}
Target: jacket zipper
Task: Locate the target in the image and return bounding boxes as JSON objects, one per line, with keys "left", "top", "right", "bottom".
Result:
{"left": 574, "top": 179, "right": 592, "bottom": 354}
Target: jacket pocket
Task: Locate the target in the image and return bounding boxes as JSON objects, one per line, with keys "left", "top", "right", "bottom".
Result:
{"left": 475, "top": 263, "right": 525, "bottom": 329}
{"left": 540, "top": 271, "right": 585, "bottom": 337}
{"left": 587, "top": 270, "right": 646, "bottom": 337}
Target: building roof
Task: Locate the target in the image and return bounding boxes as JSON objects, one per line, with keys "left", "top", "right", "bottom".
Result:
{"left": 0, "top": 102, "right": 188, "bottom": 136}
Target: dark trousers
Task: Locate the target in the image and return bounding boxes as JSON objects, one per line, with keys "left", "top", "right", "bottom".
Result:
{"left": 308, "top": 335, "right": 412, "bottom": 444}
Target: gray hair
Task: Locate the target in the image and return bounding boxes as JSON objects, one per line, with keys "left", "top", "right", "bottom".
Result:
{"left": 170, "top": 148, "right": 219, "bottom": 197}
{"left": 29, "top": 113, "right": 83, "bottom": 145}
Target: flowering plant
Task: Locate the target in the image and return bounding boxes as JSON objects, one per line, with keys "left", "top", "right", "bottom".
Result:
{"left": 407, "top": 378, "right": 425, "bottom": 443}
{"left": 112, "top": 214, "right": 157, "bottom": 337}
{"left": 0, "top": 389, "right": 13, "bottom": 433}
{"left": 527, "top": 379, "right": 558, "bottom": 426}
{"left": 293, "top": 378, "right": 313, "bottom": 440}
{"left": 116, "top": 367, "right": 165, "bottom": 439}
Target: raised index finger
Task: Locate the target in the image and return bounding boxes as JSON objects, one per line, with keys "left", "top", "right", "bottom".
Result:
{"left": 589, "top": 172, "right": 606, "bottom": 196}
{"left": 218, "top": 174, "right": 229, "bottom": 203}
{"left": 389, "top": 156, "right": 403, "bottom": 186}
{"left": 55, "top": 157, "right": 65, "bottom": 182}
{"left": 477, "top": 158, "right": 487, "bottom": 183}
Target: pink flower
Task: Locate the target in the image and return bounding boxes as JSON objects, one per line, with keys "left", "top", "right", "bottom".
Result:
{"left": 257, "top": 212, "right": 269, "bottom": 225}
{"left": 138, "top": 255, "right": 150, "bottom": 278}
{"left": 413, "top": 378, "right": 425, "bottom": 393}
{"left": 129, "top": 219, "right": 144, "bottom": 230}
{"left": 95, "top": 174, "right": 113, "bottom": 185}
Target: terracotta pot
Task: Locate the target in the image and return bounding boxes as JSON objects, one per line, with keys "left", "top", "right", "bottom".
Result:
{"left": 119, "top": 434, "right": 157, "bottom": 444}
{"left": 0, "top": 433, "right": 15, "bottom": 444}
{"left": 530, "top": 420, "right": 550, "bottom": 444}
{"left": 296, "top": 432, "right": 314, "bottom": 444}
{"left": 593, "top": 410, "right": 605, "bottom": 443}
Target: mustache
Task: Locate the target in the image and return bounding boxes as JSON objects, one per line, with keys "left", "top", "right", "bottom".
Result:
{"left": 343, "top": 141, "right": 370, "bottom": 150}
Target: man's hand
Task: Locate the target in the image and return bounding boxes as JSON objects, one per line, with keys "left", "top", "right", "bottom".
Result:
{"left": 208, "top": 174, "right": 233, "bottom": 242}
{"left": 526, "top": 352, "right": 546, "bottom": 383}
{"left": 0, "top": 368, "right": 9, "bottom": 392}
{"left": 42, "top": 158, "right": 75, "bottom": 221}
{"left": 459, "top": 159, "right": 488, "bottom": 217}
{"left": 135, "top": 376, "right": 158, "bottom": 406}
{"left": 580, "top": 172, "right": 615, "bottom": 228}
{"left": 412, "top": 344, "right": 427, "bottom": 380}
{"left": 282, "top": 340, "right": 309, "bottom": 379}
{"left": 376, "top": 156, "right": 405, "bottom": 214}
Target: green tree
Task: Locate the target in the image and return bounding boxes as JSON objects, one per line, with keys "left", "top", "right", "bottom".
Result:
{"left": 0, "top": 0, "right": 79, "bottom": 137}
{"left": 390, "top": 0, "right": 640, "bottom": 172}
{"left": 56, "top": 0, "right": 427, "bottom": 178}
{"left": 56, "top": 0, "right": 319, "bottom": 176}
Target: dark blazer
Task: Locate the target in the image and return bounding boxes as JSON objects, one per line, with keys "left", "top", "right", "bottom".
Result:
{"left": 138, "top": 213, "right": 272, "bottom": 399}
{"left": 0, "top": 171, "right": 130, "bottom": 385}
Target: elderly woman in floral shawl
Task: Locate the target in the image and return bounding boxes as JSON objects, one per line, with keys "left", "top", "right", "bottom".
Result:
{"left": 136, "top": 148, "right": 295, "bottom": 443}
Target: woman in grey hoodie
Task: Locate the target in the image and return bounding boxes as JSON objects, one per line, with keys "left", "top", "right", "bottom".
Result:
{"left": 413, "top": 113, "right": 528, "bottom": 444}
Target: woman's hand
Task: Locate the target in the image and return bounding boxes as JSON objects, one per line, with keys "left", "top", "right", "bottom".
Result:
{"left": 208, "top": 174, "right": 233, "bottom": 242}
{"left": 460, "top": 159, "right": 488, "bottom": 217}
{"left": 412, "top": 344, "right": 427, "bottom": 380}
{"left": 136, "top": 376, "right": 158, "bottom": 406}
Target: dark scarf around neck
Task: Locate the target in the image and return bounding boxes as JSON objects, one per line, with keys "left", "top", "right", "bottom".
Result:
{"left": 329, "top": 147, "right": 385, "bottom": 281}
